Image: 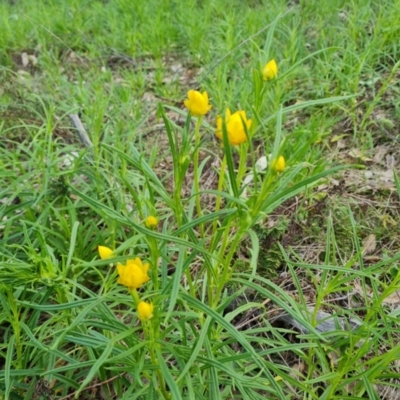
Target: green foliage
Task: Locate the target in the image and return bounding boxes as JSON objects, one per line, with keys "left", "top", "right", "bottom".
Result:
{"left": 1, "top": 0, "right": 400, "bottom": 399}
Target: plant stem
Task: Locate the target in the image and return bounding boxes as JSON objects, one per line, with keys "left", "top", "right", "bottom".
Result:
{"left": 130, "top": 288, "right": 140, "bottom": 307}
{"left": 148, "top": 320, "right": 170, "bottom": 400}
{"left": 214, "top": 225, "right": 248, "bottom": 305}
{"left": 211, "top": 154, "right": 227, "bottom": 242}
{"left": 193, "top": 116, "right": 204, "bottom": 237}
{"left": 147, "top": 236, "right": 160, "bottom": 292}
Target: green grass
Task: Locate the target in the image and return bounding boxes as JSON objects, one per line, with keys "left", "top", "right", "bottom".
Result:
{"left": 1, "top": 0, "right": 400, "bottom": 399}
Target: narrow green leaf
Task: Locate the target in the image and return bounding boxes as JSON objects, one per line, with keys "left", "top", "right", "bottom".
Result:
{"left": 305, "top": 372, "right": 338, "bottom": 384}
{"left": 0, "top": 369, "right": 44, "bottom": 378}
{"left": 176, "top": 316, "right": 212, "bottom": 383}
{"left": 20, "top": 323, "right": 76, "bottom": 364}
{"left": 260, "top": 165, "right": 346, "bottom": 215}
{"left": 4, "top": 334, "right": 15, "bottom": 400}
{"left": 180, "top": 294, "right": 285, "bottom": 397}
{"left": 270, "top": 95, "right": 356, "bottom": 121}
{"left": 66, "top": 221, "right": 79, "bottom": 269}
{"left": 270, "top": 106, "right": 283, "bottom": 163}
{"left": 204, "top": 337, "right": 220, "bottom": 399}
{"left": 222, "top": 122, "right": 239, "bottom": 200}
{"left": 17, "top": 297, "right": 95, "bottom": 311}
{"left": 51, "top": 297, "right": 106, "bottom": 350}
{"left": 262, "top": 13, "right": 280, "bottom": 58}
{"left": 197, "top": 190, "right": 248, "bottom": 209}
{"left": 164, "top": 245, "right": 186, "bottom": 324}
{"left": 68, "top": 185, "right": 219, "bottom": 262}
{"left": 74, "top": 329, "right": 135, "bottom": 398}
{"left": 361, "top": 375, "right": 380, "bottom": 399}
{"left": 155, "top": 348, "right": 182, "bottom": 400}
{"left": 232, "top": 276, "right": 325, "bottom": 340}
{"left": 247, "top": 229, "right": 260, "bottom": 278}
{"left": 172, "top": 207, "right": 237, "bottom": 237}
{"left": 159, "top": 103, "right": 179, "bottom": 171}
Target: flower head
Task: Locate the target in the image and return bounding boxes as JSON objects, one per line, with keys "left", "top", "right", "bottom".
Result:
{"left": 272, "top": 155, "right": 286, "bottom": 172}
{"left": 262, "top": 59, "right": 278, "bottom": 81}
{"left": 216, "top": 109, "right": 252, "bottom": 146}
{"left": 137, "top": 301, "right": 154, "bottom": 321}
{"left": 117, "top": 257, "right": 150, "bottom": 290}
{"left": 184, "top": 90, "right": 212, "bottom": 116}
{"left": 98, "top": 245, "right": 114, "bottom": 260}
{"left": 145, "top": 216, "right": 158, "bottom": 229}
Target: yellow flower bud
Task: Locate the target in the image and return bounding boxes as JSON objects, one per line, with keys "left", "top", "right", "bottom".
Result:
{"left": 117, "top": 258, "right": 150, "bottom": 290}
{"left": 145, "top": 216, "right": 158, "bottom": 229}
{"left": 215, "top": 109, "right": 252, "bottom": 146}
{"left": 273, "top": 156, "right": 286, "bottom": 172}
{"left": 184, "top": 90, "right": 212, "bottom": 116}
{"left": 262, "top": 59, "right": 278, "bottom": 81}
{"left": 137, "top": 301, "right": 154, "bottom": 321}
{"left": 98, "top": 245, "right": 114, "bottom": 260}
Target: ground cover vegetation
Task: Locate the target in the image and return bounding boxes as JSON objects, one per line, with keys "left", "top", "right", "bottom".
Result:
{"left": 1, "top": 0, "right": 400, "bottom": 399}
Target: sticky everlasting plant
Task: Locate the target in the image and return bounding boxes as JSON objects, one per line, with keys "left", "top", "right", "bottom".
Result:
{"left": 97, "top": 245, "right": 114, "bottom": 260}
{"left": 184, "top": 89, "right": 212, "bottom": 116}
{"left": 116, "top": 257, "right": 150, "bottom": 290}
{"left": 215, "top": 109, "right": 252, "bottom": 146}
{"left": 62, "top": 28, "right": 351, "bottom": 398}
{"left": 78, "top": 51, "right": 349, "bottom": 397}
{"left": 272, "top": 155, "right": 286, "bottom": 172}
{"left": 137, "top": 301, "right": 154, "bottom": 321}
{"left": 144, "top": 215, "right": 158, "bottom": 229}
{"left": 262, "top": 58, "right": 278, "bottom": 80}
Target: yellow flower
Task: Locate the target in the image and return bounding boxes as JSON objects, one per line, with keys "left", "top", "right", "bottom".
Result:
{"left": 272, "top": 155, "right": 286, "bottom": 172}
{"left": 215, "top": 109, "right": 252, "bottom": 146}
{"left": 137, "top": 301, "right": 154, "bottom": 321}
{"left": 117, "top": 257, "right": 150, "bottom": 290}
{"left": 98, "top": 245, "right": 114, "bottom": 260}
{"left": 184, "top": 90, "right": 212, "bottom": 116}
{"left": 262, "top": 59, "right": 278, "bottom": 81}
{"left": 145, "top": 216, "right": 158, "bottom": 229}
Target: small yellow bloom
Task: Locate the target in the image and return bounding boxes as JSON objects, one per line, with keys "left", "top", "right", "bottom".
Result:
{"left": 145, "top": 216, "right": 158, "bottom": 229}
{"left": 262, "top": 59, "right": 278, "bottom": 81}
{"left": 98, "top": 245, "right": 114, "bottom": 260}
{"left": 215, "top": 109, "right": 252, "bottom": 146}
{"left": 184, "top": 90, "right": 212, "bottom": 116}
{"left": 137, "top": 301, "right": 154, "bottom": 321}
{"left": 272, "top": 156, "right": 286, "bottom": 172}
{"left": 117, "top": 257, "right": 150, "bottom": 290}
